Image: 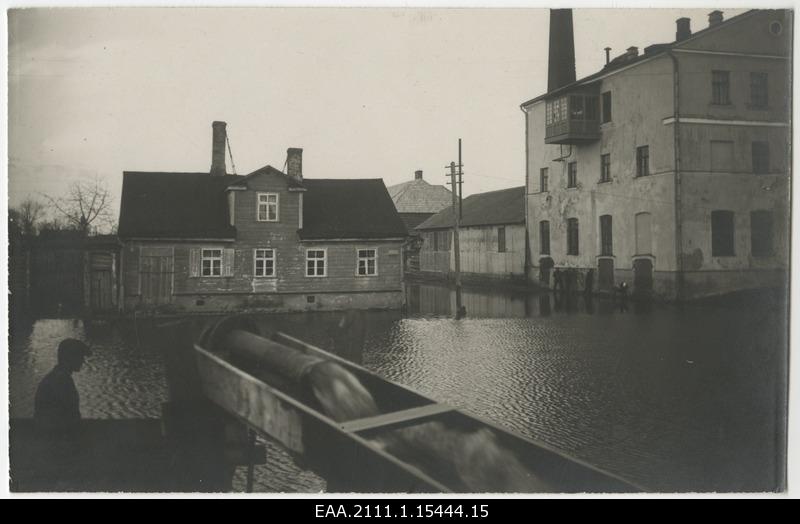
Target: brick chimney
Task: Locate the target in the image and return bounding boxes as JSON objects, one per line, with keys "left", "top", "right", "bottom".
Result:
{"left": 708, "top": 10, "right": 723, "bottom": 27}
{"left": 676, "top": 17, "right": 691, "bottom": 41}
{"left": 415, "top": 170, "right": 423, "bottom": 180}
{"left": 627, "top": 46, "right": 639, "bottom": 57}
{"left": 210, "top": 121, "right": 227, "bottom": 176}
{"left": 547, "top": 9, "right": 576, "bottom": 92}
{"left": 286, "top": 148, "right": 303, "bottom": 182}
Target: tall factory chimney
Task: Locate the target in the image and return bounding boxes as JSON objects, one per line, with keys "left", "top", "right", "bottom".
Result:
{"left": 210, "top": 121, "right": 227, "bottom": 176}
{"left": 547, "top": 9, "right": 577, "bottom": 92}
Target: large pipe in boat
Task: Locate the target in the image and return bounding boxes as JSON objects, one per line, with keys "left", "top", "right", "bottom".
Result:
{"left": 223, "top": 328, "right": 379, "bottom": 423}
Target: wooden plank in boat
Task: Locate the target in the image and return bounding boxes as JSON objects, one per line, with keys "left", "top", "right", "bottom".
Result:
{"left": 339, "top": 403, "right": 454, "bottom": 434}
{"left": 195, "top": 346, "right": 305, "bottom": 454}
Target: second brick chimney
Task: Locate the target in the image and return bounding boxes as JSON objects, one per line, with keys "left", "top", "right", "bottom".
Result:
{"left": 676, "top": 17, "right": 691, "bottom": 41}
{"left": 210, "top": 121, "right": 227, "bottom": 176}
{"left": 287, "top": 148, "right": 303, "bottom": 182}
{"left": 708, "top": 10, "right": 723, "bottom": 27}
{"left": 415, "top": 170, "right": 423, "bottom": 180}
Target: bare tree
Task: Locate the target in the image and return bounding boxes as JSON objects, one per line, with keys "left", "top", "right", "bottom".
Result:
{"left": 9, "top": 198, "right": 45, "bottom": 236}
{"left": 42, "top": 177, "right": 115, "bottom": 235}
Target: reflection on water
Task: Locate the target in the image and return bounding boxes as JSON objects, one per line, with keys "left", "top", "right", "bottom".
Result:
{"left": 8, "top": 282, "right": 787, "bottom": 493}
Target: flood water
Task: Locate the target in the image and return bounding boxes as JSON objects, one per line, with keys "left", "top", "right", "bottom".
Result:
{"left": 8, "top": 282, "right": 788, "bottom": 493}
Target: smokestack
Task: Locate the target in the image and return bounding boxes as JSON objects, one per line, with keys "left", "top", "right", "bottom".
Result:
{"left": 210, "top": 121, "right": 227, "bottom": 176}
{"left": 415, "top": 170, "right": 423, "bottom": 180}
{"left": 604, "top": 47, "right": 611, "bottom": 65}
{"left": 547, "top": 9, "right": 576, "bottom": 92}
{"left": 676, "top": 17, "right": 692, "bottom": 41}
{"left": 708, "top": 10, "right": 723, "bottom": 27}
{"left": 287, "top": 148, "right": 303, "bottom": 182}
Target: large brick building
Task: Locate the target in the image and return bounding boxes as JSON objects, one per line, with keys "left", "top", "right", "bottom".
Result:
{"left": 523, "top": 9, "right": 791, "bottom": 299}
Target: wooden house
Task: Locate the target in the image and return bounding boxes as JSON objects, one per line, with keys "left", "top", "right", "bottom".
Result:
{"left": 117, "top": 122, "right": 408, "bottom": 313}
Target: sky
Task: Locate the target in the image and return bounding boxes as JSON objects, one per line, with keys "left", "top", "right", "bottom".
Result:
{"left": 7, "top": 6, "right": 748, "bottom": 222}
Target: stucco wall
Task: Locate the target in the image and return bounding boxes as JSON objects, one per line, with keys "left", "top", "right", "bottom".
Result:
{"left": 526, "top": 55, "right": 677, "bottom": 274}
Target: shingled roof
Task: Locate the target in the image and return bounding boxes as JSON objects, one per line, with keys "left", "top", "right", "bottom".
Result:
{"left": 416, "top": 186, "right": 525, "bottom": 230}
{"left": 387, "top": 178, "right": 453, "bottom": 214}
{"left": 118, "top": 172, "right": 240, "bottom": 239}
{"left": 299, "top": 179, "right": 408, "bottom": 240}
{"left": 118, "top": 171, "right": 407, "bottom": 240}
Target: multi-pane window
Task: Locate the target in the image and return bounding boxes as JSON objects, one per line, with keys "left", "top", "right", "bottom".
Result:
{"left": 600, "top": 215, "right": 613, "bottom": 256}
{"left": 751, "top": 210, "right": 774, "bottom": 257}
{"left": 539, "top": 221, "right": 550, "bottom": 255}
{"left": 432, "top": 230, "right": 451, "bottom": 252}
{"left": 306, "top": 249, "right": 326, "bottom": 277}
{"left": 357, "top": 248, "right": 377, "bottom": 276}
{"left": 636, "top": 146, "right": 650, "bottom": 177}
{"left": 545, "top": 97, "right": 568, "bottom": 125}
{"left": 567, "top": 162, "right": 578, "bottom": 188}
{"left": 540, "top": 167, "right": 549, "bottom": 192}
{"left": 254, "top": 248, "right": 275, "bottom": 277}
{"left": 712, "top": 70, "right": 731, "bottom": 105}
{"left": 567, "top": 218, "right": 579, "bottom": 256}
{"left": 600, "top": 154, "right": 611, "bottom": 183}
{"left": 752, "top": 142, "right": 770, "bottom": 174}
{"left": 257, "top": 193, "right": 279, "bottom": 222}
{"left": 711, "top": 210, "right": 735, "bottom": 257}
{"left": 601, "top": 91, "right": 612, "bottom": 123}
{"left": 750, "top": 72, "right": 768, "bottom": 108}
{"left": 497, "top": 227, "right": 506, "bottom": 253}
{"left": 201, "top": 249, "right": 223, "bottom": 277}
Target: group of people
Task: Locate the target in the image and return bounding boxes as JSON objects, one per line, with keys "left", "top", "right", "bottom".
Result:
{"left": 551, "top": 267, "right": 629, "bottom": 311}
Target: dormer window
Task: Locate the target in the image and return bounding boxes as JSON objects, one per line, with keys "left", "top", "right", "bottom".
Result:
{"left": 257, "top": 193, "right": 279, "bottom": 222}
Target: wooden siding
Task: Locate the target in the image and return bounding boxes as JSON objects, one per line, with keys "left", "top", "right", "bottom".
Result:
{"left": 121, "top": 170, "right": 403, "bottom": 305}
{"left": 418, "top": 225, "right": 526, "bottom": 277}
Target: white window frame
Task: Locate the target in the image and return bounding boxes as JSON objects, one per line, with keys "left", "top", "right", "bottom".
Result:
{"left": 253, "top": 248, "right": 276, "bottom": 278}
{"left": 201, "top": 248, "right": 223, "bottom": 277}
{"left": 306, "top": 248, "right": 327, "bottom": 277}
{"left": 256, "top": 192, "right": 279, "bottom": 222}
{"left": 356, "top": 247, "right": 378, "bottom": 277}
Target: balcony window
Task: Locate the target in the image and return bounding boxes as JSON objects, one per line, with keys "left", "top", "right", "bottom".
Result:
{"left": 545, "top": 90, "right": 601, "bottom": 144}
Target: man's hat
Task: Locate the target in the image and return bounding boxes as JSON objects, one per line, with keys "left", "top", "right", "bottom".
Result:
{"left": 57, "top": 338, "right": 92, "bottom": 359}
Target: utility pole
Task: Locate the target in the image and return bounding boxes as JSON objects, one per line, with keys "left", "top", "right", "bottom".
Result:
{"left": 447, "top": 139, "right": 465, "bottom": 319}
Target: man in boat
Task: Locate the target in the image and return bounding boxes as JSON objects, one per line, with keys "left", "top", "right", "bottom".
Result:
{"left": 34, "top": 338, "right": 91, "bottom": 434}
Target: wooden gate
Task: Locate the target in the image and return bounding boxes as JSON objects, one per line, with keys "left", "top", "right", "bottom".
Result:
{"left": 140, "top": 247, "right": 174, "bottom": 306}
{"left": 89, "top": 252, "right": 114, "bottom": 312}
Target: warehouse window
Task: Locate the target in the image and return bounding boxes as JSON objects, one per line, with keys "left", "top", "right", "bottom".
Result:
{"left": 600, "top": 215, "right": 613, "bottom": 256}
{"left": 636, "top": 146, "right": 650, "bottom": 177}
{"left": 567, "top": 162, "right": 578, "bottom": 188}
{"left": 567, "top": 218, "right": 579, "bottom": 256}
{"left": 539, "top": 221, "right": 550, "bottom": 255}
{"left": 600, "top": 154, "right": 611, "bottom": 183}
{"left": 750, "top": 72, "right": 768, "bottom": 109}
{"left": 601, "top": 91, "right": 612, "bottom": 123}
{"left": 498, "top": 227, "right": 507, "bottom": 253}
{"left": 751, "top": 211, "right": 774, "bottom": 257}
{"left": 711, "top": 211, "right": 735, "bottom": 257}
{"left": 752, "top": 142, "right": 770, "bottom": 174}
{"left": 712, "top": 70, "right": 731, "bottom": 105}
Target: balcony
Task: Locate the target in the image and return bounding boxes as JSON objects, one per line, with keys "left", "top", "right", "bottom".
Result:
{"left": 544, "top": 90, "right": 601, "bottom": 145}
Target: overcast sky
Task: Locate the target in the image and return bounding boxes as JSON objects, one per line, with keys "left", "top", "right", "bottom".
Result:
{"left": 8, "top": 6, "right": 747, "bottom": 220}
